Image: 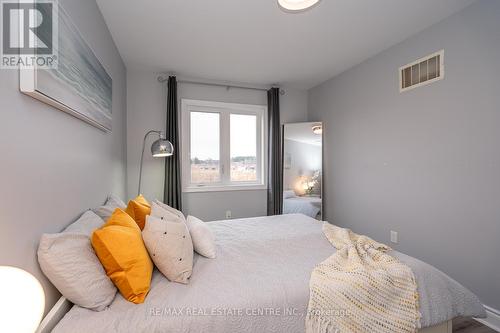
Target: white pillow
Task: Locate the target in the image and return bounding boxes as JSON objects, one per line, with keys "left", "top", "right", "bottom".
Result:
{"left": 151, "top": 201, "right": 184, "bottom": 223}
{"left": 38, "top": 212, "right": 116, "bottom": 311}
{"left": 154, "top": 200, "right": 185, "bottom": 220}
{"left": 93, "top": 195, "right": 126, "bottom": 221}
{"left": 64, "top": 210, "right": 104, "bottom": 236}
{"left": 142, "top": 215, "right": 193, "bottom": 284}
{"left": 283, "top": 190, "right": 296, "bottom": 199}
{"left": 186, "top": 215, "right": 217, "bottom": 259}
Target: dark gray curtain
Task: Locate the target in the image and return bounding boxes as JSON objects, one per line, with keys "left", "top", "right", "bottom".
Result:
{"left": 163, "top": 76, "right": 182, "bottom": 210}
{"left": 267, "top": 88, "right": 283, "bottom": 215}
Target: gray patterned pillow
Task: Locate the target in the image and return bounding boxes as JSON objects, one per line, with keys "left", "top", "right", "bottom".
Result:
{"left": 38, "top": 211, "right": 116, "bottom": 311}
{"left": 93, "top": 195, "right": 126, "bottom": 221}
{"left": 64, "top": 210, "right": 104, "bottom": 236}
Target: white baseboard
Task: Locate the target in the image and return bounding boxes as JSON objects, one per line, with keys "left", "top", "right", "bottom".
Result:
{"left": 475, "top": 305, "right": 500, "bottom": 332}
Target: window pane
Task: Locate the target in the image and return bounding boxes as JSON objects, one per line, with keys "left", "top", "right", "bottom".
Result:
{"left": 190, "top": 112, "right": 220, "bottom": 183}
{"left": 230, "top": 114, "right": 257, "bottom": 182}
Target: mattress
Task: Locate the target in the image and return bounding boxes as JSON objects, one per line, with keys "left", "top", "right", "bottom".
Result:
{"left": 53, "top": 214, "right": 485, "bottom": 333}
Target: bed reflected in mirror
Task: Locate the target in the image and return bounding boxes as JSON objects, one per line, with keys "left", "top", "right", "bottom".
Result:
{"left": 282, "top": 122, "right": 323, "bottom": 220}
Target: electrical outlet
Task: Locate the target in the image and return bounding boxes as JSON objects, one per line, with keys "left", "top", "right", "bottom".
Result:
{"left": 390, "top": 231, "right": 398, "bottom": 244}
{"left": 225, "top": 210, "right": 232, "bottom": 219}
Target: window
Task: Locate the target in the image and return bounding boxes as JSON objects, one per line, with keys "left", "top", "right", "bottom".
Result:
{"left": 181, "top": 99, "right": 266, "bottom": 192}
{"left": 190, "top": 112, "right": 221, "bottom": 183}
{"left": 230, "top": 114, "right": 257, "bottom": 182}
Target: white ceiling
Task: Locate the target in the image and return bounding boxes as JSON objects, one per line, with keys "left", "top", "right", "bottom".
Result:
{"left": 284, "top": 122, "right": 322, "bottom": 146}
{"left": 96, "top": 0, "right": 476, "bottom": 89}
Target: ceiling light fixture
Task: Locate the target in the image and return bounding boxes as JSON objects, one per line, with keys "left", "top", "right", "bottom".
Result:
{"left": 278, "top": 0, "right": 321, "bottom": 12}
{"left": 312, "top": 124, "right": 322, "bottom": 135}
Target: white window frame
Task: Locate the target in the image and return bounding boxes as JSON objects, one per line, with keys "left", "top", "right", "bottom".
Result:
{"left": 181, "top": 99, "right": 267, "bottom": 193}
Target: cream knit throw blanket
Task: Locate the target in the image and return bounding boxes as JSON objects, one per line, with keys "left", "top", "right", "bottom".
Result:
{"left": 306, "top": 223, "right": 421, "bottom": 333}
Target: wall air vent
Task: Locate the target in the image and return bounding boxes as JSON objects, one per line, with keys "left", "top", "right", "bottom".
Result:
{"left": 399, "top": 50, "right": 444, "bottom": 92}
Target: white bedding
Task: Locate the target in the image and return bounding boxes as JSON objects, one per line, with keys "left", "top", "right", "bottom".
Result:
{"left": 283, "top": 196, "right": 321, "bottom": 218}
{"left": 53, "top": 214, "right": 485, "bottom": 333}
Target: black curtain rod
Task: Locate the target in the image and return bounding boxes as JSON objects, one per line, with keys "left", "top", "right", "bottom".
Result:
{"left": 157, "top": 76, "right": 285, "bottom": 95}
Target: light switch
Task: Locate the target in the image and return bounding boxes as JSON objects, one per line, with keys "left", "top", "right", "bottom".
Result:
{"left": 390, "top": 231, "right": 398, "bottom": 244}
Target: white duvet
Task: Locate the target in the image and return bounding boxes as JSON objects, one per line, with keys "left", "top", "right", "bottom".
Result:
{"left": 283, "top": 197, "right": 321, "bottom": 218}
{"left": 53, "top": 214, "right": 484, "bottom": 333}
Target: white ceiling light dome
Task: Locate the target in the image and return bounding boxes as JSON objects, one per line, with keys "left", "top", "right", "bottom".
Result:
{"left": 278, "top": 0, "right": 321, "bottom": 12}
{"left": 312, "top": 124, "right": 322, "bottom": 135}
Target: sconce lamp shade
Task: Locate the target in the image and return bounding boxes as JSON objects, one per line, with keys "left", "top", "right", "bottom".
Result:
{"left": 138, "top": 130, "right": 174, "bottom": 195}
{"left": 0, "top": 266, "right": 45, "bottom": 333}
{"left": 151, "top": 138, "right": 174, "bottom": 157}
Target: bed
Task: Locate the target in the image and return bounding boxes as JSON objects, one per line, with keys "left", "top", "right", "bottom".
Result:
{"left": 283, "top": 196, "right": 322, "bottom": 218}
{"left": 51, "top": 214, "right": 485, "bottom": 333}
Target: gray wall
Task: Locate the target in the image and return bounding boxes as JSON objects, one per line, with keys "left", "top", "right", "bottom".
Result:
{"left": 127, "top": 70, "right": 308, "bottom": 221}
{"left": 308, "top": 0, "right": 500, "bottom": 311}
{"left": 0, "top": 0, "right": 127, "bottom": 313}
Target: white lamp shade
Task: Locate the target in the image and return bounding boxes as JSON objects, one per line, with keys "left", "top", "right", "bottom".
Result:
{"left": 278, "top": 0, "right": 321, "bottom": 11}
{"left": 0, "top": 266, "right": 45, "bottom": 333}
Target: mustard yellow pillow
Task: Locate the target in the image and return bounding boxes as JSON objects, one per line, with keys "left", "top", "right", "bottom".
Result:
{"left": 91, "top": 208, "right": 153, "bottom": 304}
{"left": 125, "top": 195, "right": 151, "bottom": 230}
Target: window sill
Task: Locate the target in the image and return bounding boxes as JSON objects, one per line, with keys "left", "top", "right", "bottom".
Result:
{"left": 183, "top": 184, "right": 267, "bottom": 193}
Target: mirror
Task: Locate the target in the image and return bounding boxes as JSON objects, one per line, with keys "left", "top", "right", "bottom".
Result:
{"left": 282, "top": 122, "right": 323, "bottom": 220}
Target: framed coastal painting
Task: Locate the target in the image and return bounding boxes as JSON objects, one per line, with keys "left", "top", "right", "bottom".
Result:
{"left": 20, "top": 5, "right": 112, "bottom": 132}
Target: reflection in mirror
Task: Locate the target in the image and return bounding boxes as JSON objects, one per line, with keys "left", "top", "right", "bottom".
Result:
{"left": 282, "top": 122, "right": 323, "bottom": 220}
